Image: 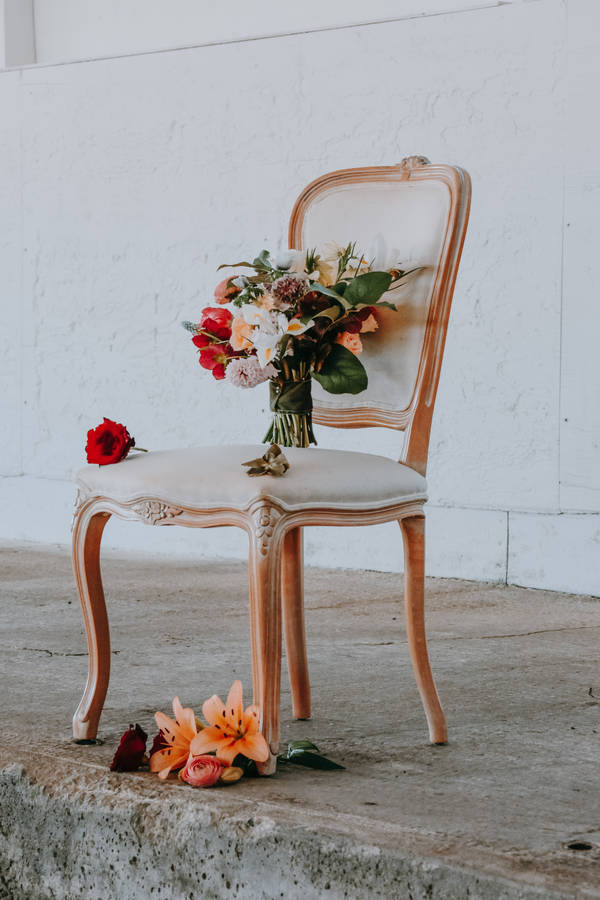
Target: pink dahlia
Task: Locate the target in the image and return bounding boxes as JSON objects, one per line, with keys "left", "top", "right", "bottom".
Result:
{"left": 226, "top": 356, "right": 276, "bottom": 388}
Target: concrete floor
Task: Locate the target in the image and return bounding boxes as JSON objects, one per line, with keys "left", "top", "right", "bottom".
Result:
{"left": 0, "top": 541, "right": 599, "bottom": 899}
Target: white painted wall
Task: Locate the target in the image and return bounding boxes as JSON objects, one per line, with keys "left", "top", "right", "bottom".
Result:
{"left": 1, "top": 0, "right": 599, "bottom": 595}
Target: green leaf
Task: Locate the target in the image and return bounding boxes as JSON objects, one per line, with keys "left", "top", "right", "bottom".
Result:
{"left": 280, "top": 740, "right": 345, "bottom": 770}
{"left": 343, "top": 271, "right": 393, "bottom": 306}
{"left": 313, "top": 305, "right": 343, "bottom": 321}
{"left": 252, "top": 249, "right": 272, "bottom": 271}
{"left": 313, "top": 344, "right": 368, "bottom": 395}
{"left": 311, "top": 282, "right": 346, "bottom": 301}
{"left": 216, "top": 261, "right": 253, "bottom": 270}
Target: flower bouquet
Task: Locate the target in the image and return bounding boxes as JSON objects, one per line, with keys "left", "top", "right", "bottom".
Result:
{"left": 183, "top": 243, "right": 415, "bottom": 447}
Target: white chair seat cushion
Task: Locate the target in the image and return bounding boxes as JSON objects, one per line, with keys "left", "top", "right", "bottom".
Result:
{"left": 76, "top": 445, "right": 427, "bottom": 512}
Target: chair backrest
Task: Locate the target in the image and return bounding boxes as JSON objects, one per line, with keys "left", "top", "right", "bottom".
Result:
{"left": 288, "top": 156, "right": 471, "bottom": 475}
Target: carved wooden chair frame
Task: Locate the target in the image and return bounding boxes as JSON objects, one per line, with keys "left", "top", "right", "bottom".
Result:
{"left": 72, "top": 157, "right": 471, "bottom": 775}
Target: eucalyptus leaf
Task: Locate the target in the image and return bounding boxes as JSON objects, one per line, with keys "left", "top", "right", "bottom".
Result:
{"left": 313, "top": 344, "right": 368, "bottom": 395}
{"left": 344, "top": 271, "right": 393, "bottom": 306}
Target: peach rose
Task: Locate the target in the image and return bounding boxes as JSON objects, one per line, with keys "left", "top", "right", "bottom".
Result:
{"left": 179, "top": 755, "right": 224, "bottom": 788}
{"left": 230, "top": 316, "right": 254, "bottom": 351}
{"left": 336, "top": 331, "right": 363, "bottom": 355}
{"left": 360, "top": 313, "right": 378, "bottom": 333}
{"left": 214, "top": 277, "right": 241, "bottom": 305}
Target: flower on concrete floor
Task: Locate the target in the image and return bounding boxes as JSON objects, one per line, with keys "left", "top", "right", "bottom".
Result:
{"left": 110, "top": 723, "right": 147, "bottom": 772}
{"left": 179, "top": 754, "right": 224, "bottom": 788}
{"left": 190, "top": 680, "right": 269, "bottom": 765}
{"left": 149, "top": 697, "right": 199, "bottom": 780}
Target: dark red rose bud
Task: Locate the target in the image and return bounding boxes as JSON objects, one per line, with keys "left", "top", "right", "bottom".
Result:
{"left": 86, "top": 418, "right": 135, "bottom": 466}
{"left": 149, "top": 730, "right": 168, "bottom": 758}
{"left": 110, "top": 723, "right": 148, "bottom": 772}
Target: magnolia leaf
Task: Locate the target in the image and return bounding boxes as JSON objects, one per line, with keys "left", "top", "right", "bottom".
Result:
{"left": 280, "top": 740, "right": 345, "bottom": 770}
{"left": 344, "top": 271, "right": 393, "bottom": 306}
{"left": 216, "top": 261, "right": 254, "bottom": 270}
{"left": 374, "top": 300, "right": 398, "bottom": 311}
{"left": 313, "top": 305, "right": 344, "bottom": 321}
{"left": 313, "top": 344, "right": 368, "bottom": 395}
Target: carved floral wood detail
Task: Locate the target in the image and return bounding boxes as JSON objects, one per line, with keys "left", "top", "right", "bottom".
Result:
{"left": 251, "top": 504, "right": 281, "bottom": 556}
{"left": 131, "top": 500, "right": 184, "bottom": 525}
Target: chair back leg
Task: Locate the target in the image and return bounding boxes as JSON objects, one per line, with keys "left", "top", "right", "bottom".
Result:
{"left": 72, "top": 506, "right": 111, "bottom": 741}
{"left": 399, "top": 514, "right": 448, "bottom": 744}
{"left": 282, "top": 527, "right": 311, "bottom": 719}
{"left": 248, "top": 504, "right": 285, "bottom": 775}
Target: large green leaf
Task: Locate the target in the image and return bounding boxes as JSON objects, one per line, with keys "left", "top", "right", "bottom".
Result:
{"left": 313, "top": 344, "right": 368, "bottom": 395}
{"left": 344, "top": 271, "right": 393, "bottom": 306}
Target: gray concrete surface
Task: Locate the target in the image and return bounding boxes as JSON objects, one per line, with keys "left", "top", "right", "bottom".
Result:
{"left": 0, "top": 541, "right": 599, "bottom": 899}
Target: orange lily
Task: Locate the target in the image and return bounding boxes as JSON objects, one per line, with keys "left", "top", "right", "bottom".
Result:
{"left": 149, "top": 696, "right": 198, "bottom": 780}
{"left": 190, "top": 680, "right": 269, "bottom": 765}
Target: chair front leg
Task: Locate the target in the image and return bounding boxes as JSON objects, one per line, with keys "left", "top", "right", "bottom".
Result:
{"left": 248, "top": 505, "right": 284, "bottom": 775}
{"left": 72, "top": 505, "right": 111, "bottom": 741}
{"left": 399, "top": 514, "right": 448, "bottom": 744}
{"left": 282, "top": 527, "right": 311, "bottom": 719}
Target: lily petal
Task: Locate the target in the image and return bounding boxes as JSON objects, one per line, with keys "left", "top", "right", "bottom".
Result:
{"left": 236, "top": 732, "right": 270, "bottom": 763}
{"left": 225, "top": 680, "right": 243, "bottom": 732}
{"left": 242, "top": 705, "right": 260, "bottom": 734}
{"left": 172, "top": 696, "right": 197, "bottom": 742}
{"left": 149, "top": 746, "right": 189, "bottom": 778}
{"left": 190, "top": 725, "right": 231, "bottom": 756}
{"left": 202, "top": 694, "right": 230, "bottom": 729}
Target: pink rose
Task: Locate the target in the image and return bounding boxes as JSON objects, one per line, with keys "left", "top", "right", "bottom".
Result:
{"left": 180, "top": 755, "right": 224, "bottom": 788}
{"left": 360, "top": 313, "right": 378, "bottom": 333}
{"left": 336, "top": 331, "right": 363, "bottom": 355}
{"left": 214, "top": 277, "right": 241, "bottom": 305}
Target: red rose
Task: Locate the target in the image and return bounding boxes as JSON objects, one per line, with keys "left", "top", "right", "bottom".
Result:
{"left": 338, "top": 306, "right": 376, "bottom": 334}
{"left": 110, "top": 723, "right": 147, "bottom": 772}
{"left": 214, "top": 277, "right": 241, "bottom": 305}
{"left": 199, "top": 307, "right": 233, "bottom": 340}
{"left": 180, "top": 755, "right": 224, "bottom": 788}
{"left": 86, "top": 418, "right": 135, "bottom": 466}
{"left": 192, "top": 333, "right": 211, "bottom": 349}
{"left": 199, "top": 343, "right": 234, "bottom": 380}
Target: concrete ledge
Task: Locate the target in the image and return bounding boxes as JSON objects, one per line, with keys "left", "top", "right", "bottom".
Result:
{"left": 1, "top": 546, "right": 600, "bottom": 898}
{"left": 1, "top": 749, "right": 596, "bottom": 900}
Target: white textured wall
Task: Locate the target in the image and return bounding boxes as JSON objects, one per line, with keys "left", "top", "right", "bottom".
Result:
{"left": 1, "top": 0, "right": 599, "bottom": 595}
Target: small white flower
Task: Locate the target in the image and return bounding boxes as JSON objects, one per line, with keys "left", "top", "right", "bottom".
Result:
{"left": 272, "top": 248, "right": 307, "bottom": 274}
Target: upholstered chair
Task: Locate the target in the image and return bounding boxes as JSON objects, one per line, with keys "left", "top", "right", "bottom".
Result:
{"left": 72, "top": 156, "right": 471, "bottom": 774}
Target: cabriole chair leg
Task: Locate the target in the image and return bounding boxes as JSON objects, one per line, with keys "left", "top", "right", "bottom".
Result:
{"left": 248, "top": 507, "right": 284, "bottom": 775}
{"left": 72, "top": 508, "right": 112, "bottom": 741}
{"left": 400, "top": 514, "right": 448, "bottom": 745}
{"left": 282, "top": 527, "right": 311, "bottom": 719}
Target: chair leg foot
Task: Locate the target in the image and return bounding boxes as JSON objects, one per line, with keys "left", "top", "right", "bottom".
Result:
{"left": 248, "top": 505, "right": 284, "bottom": 774}
{"left": 400, "top": 515, "right": 448, "bottom": 745}
{"left": 282, "top": 527, "right": 311, "bottom": 720}
{"left": 72, "top": 506, "right": 111, "bottom": 742}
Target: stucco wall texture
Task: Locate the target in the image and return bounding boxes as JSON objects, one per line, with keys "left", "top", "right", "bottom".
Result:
{"left": 0, "top": 1, "right": 598, "bottom": 595}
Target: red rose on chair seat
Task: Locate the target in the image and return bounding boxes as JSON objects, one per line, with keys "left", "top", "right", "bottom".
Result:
{"left": 86, "top": 418, "right": 135, "bottom": 465}
{"left": 199, "top": 307, "right": 233, "bottom": 340}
